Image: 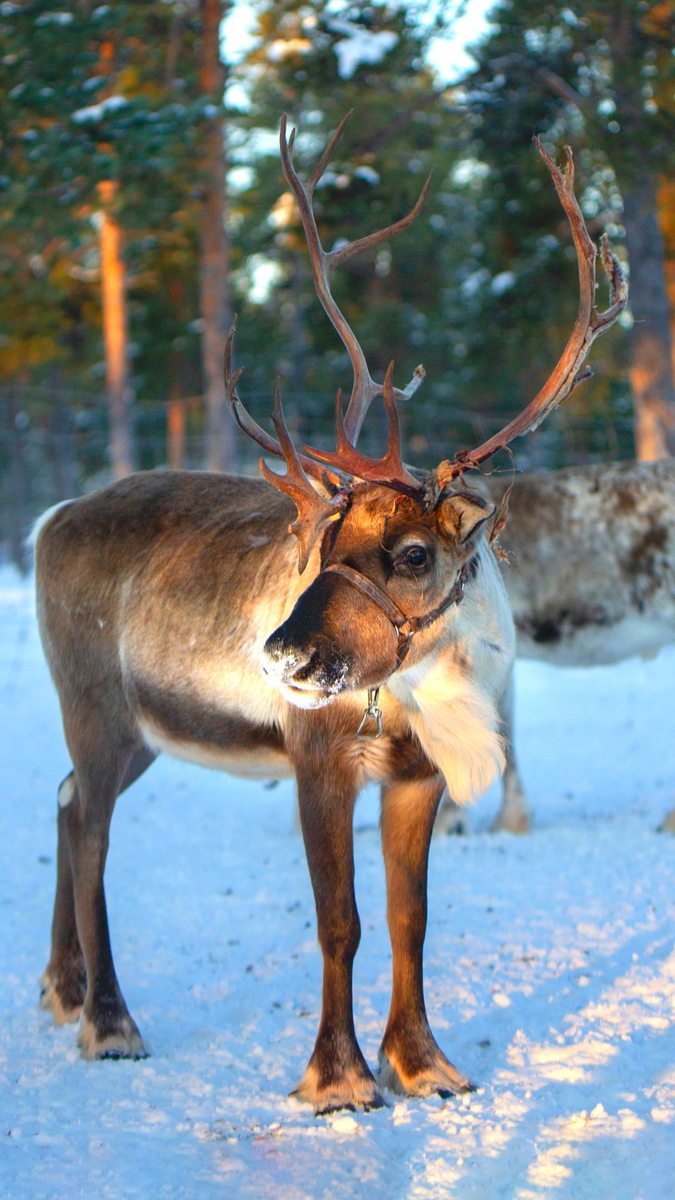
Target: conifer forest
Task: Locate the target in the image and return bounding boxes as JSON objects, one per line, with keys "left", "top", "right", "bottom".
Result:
{"left": 1, "top": 0, "right": 674, "bottom": 545}
{"left": 3, "top": 8, "right": 675, "bottom": 1197}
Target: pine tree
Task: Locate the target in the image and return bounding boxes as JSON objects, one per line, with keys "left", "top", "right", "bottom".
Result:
{"left": 226, "top": 0, "right": 475, "bottom": 467}
{"left": 0, "top": 0, "right": 232, "bottom": 471}
{"left": 461, "top": 0, "right": 675, "bottom": 461}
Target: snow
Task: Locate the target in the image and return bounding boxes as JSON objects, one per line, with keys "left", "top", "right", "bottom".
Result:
{"left": 35, "top": 11, "right": 73, "bottom": 25}
{"left": 1, "top": 562, "right": 674, "bottom": 1199}
{"left": 71, "top": 95, "right": 128, "bottom": 124}
{"left": 326, "top": 19, "right": 398, "bottom": 81}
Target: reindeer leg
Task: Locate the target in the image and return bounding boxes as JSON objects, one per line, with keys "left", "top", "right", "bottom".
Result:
{"left": 291, "top": 760, "right": 384, "bottom": 1114}
{"left": 50, "top": 718, "right": 152, "bottom": 1060}
{"left": 41, "top": 748, "right": 155, "bottom": 1029}
{"left": 377, "top": 774, "right": 474, "bottom": 1098}
{"left": 490, "top": 676, "right": 531, "bottom": 834}
{"left": 40, "top": 775, "right": 86, "bottom": 1024}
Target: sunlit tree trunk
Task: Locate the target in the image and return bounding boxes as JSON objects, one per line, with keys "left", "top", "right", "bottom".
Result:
{"left": 96, "top": 181, "right": 134, "bottom": 479}
{"left": 529, "top": 11, "right": 675, "bottom": 463}
{"left": 199, "top": 0, "right": 234, "bottom": 473}
{"left": 623, "top": 176, "right": 675, "bottom": 460}
{"left": 167, "top": 396, "right": 186, "bottom": 469}
{"left": 606, "top": 3, "right": 675, "bottom": 461}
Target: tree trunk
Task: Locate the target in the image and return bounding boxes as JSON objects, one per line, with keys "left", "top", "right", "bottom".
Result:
{"left": 96, "top": 181, "right": 135, "bottom": 479}
{"left": 199, "top": 0, "right": 234, "bottom": 473}
{"left": 622, "top": 176, "right": 675, "bottom": 461}
{"left": 167, "top": 398, "right": 186, "bottom": 469}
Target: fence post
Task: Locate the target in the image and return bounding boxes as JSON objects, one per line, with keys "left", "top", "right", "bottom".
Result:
{"left": 49, "top": 401, "right": 77, "bottom": 501}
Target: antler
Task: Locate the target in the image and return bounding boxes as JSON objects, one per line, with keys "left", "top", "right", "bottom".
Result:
{"left": 224, "top": 320, "right": 344, "bottom": 487}
{"left": 258, "top": 378, "right": 348, "bottom": 574}
{"left": 436, "top": 138, "right": 628, "bottom": 486}
{"left": 304, "top": 362, "right": 425, "bottom": 500}
{"left": 280, "top": 111, "right": 430, "bottom": 443}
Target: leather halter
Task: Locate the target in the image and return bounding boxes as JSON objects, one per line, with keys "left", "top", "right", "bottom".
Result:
{"left": 324, "top": 555, "right": 477, "bottom": 669}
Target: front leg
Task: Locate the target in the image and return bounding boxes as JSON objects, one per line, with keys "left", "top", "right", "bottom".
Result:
{"left": 292, "top": 757, "right": 384, "bottom": 1115}
{"left": 378, "top": 774, "right": 474, "bottom": 1098}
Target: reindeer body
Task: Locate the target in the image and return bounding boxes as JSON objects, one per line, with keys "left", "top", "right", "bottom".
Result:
{"left": 36, "top": 469, "right": 513, "bottom": 1106}
{"left": 487, "top": 460, "right": 675, "bottom": 667}
{"left": 38, "top": 471, "right": 512, "bottom": 792}
{"left": 461, "top": 461, "right": 675, "bottom": 834}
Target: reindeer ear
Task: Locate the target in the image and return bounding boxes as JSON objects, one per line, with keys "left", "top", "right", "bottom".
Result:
{"left": 437, "top": 492, "right": 496, "bottom": 545}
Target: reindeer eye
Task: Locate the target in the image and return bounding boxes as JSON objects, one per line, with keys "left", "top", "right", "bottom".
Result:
{"left": 404, "top": 545, "right": 428, "bottom": 569}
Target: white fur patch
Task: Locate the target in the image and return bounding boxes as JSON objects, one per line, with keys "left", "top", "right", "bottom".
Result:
{"left": 408, "top": 669, "right": 505, "bottom": 806}
{"left": 26, "top": 499, "right": 73, "bottom": 554}
{"left": 517, "top": 613, "right": 675, "bottom": 668}
{"left": 57, "top": 776, "right": 75, "bottom": 808}
{"left": 385, "top": 546, "right": 513, "bottom": 805}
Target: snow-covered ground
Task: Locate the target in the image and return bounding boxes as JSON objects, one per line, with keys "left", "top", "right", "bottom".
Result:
{"left": 1, "top": 563, "right": 674, "bottom": 1199}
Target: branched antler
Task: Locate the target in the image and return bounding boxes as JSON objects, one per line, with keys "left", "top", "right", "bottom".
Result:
{"left": 224, "top": 320, "right": 343, "bottom": 487}
{"left": 280, "top": 111, "right": 430, "bottom": 443}
{"left": 435, "top": 138, "right": 628, "bottom": 486}
{"left": 257, "top": 379, "right": 348, "bottom": 573}
{"left": 304, "top": 363, "right": 425, "bottom": 500}
{"left": 225, "top": 120, "right": 628, "bottom": 576}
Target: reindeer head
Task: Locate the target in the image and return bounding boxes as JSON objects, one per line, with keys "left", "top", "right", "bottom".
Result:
{"left": 226, "top": 114, "right": 627, "bottom": 709}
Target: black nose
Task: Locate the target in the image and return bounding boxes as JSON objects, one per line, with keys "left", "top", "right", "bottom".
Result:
{"left": 262, "top": 631, "right": 349, "bottom": 692}
{"left": 262, "top": 629, "right": 306, "bottom": 672}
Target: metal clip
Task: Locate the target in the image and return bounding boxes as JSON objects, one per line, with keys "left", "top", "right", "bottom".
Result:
{"left": 356, "top": 686, "right": 383, "bottom": 739}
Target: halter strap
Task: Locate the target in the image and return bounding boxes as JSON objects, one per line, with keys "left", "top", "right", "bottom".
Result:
{"left": 325, "top": 563, "right": 412, "bottom": 634}
{"left": 324, "top": 556, "right": 477, "bottom": 667}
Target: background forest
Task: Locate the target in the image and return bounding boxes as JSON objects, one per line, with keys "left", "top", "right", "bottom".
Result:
{"left": 2, "top": 0, "right": 675, "bottom": 568}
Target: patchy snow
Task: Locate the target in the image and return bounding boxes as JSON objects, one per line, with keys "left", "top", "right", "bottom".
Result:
{"left": 326, "top": 19, "right": 398, "bottom": 81}
{"left": 71, "top": 95, "right": 128, "bottom": 124}
{"left": 0, "top": 563, "right": 674, "bottom": 1198}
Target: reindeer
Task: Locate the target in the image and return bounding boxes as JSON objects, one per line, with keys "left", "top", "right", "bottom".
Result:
{"left": 438, "top": 460, "right": 675, "bottom": 836}
{"left": 34, "top": 115, "right": 626, "bottom": 1113}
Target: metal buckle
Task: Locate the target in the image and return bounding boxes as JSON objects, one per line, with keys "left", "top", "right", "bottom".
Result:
{"left": 356, "top": 686, "right": 383, "bottom": 739}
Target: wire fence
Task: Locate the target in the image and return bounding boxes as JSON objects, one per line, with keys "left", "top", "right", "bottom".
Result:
{"left": 0, "top": 383, "right": 637, "bottom": 573}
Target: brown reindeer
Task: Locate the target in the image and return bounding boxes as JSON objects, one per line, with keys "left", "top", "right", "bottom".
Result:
{"left": 34, "top": 115, "right": 626, "bottom": 1113}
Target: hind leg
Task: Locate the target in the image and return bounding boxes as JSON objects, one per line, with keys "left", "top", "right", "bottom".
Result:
{"left": 490, "top": 676, "right": 531, "bottom": 834}
{"left": 41, "top": 746, "right": 155, "bottom": 1050}
{"left": 40, "top": 775, "right": 87, "bottom": 1024}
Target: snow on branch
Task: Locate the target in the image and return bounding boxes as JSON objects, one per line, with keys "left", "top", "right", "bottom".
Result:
{"left": 326, "top": 18, "right": 398, "bottom": 80}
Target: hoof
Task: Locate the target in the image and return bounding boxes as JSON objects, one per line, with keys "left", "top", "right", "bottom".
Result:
{"left": 377, "top": 1046, "right": 475, "bottom": 1099}
{"left": 78, "top": 1013, "right": 148, "bottom": 1061}
{"left": 291, "top": 1062, "right": 386, "bottom": 1115}
{"left": 657, "top": 807, "right": 675, "bottom": 834}
{"left": 40, "top": 969, "right": 84, "bottom": 1026}
{"left": 490, "top": 806, "right": 531, "bottom": 834}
